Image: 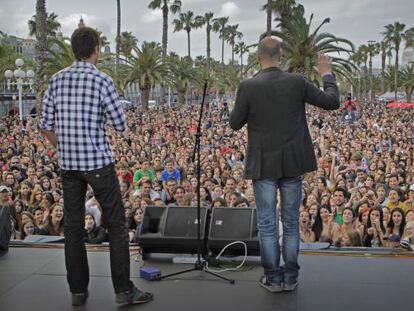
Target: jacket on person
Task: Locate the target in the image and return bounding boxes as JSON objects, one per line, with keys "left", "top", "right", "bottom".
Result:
{"left": 230, "top": 67, "right": 340, "bottom": 179}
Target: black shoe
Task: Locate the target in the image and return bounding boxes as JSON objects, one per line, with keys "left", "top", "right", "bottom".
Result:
{"left": 116, "top": 286, "right": 153, "bottom": 305}
{"left": 71, "top": 291, "right": 89, "bottom": 306}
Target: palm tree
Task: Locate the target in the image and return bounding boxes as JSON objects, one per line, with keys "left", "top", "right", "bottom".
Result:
{"left": 272, "top": 12, "right": 355, "bottom": 83}
{"left": 366, "top": 41, "right": 380, "bottom": 101}
{"left": 116, "top": 0, "right": 121, "bottom": 75}
{"left": 97, "top": 31, "right": 110, "bottom": 52}
{"left": 126, "top": 41, "right": 166, "bottom": 111}
{"left": 34, "top": 0, "right": 47, "bottom": 115}
{"left": 234, "top": 41, "right": 249, "bottom": 75}
{"left": 195, "top": 12, "right": 214, "bottom": 73}
{"left": 167, "top": 55, "right": 198, "bottom": 105}
{"left": 148, "top": 0, "right": 182, "bottom": 56}
{"left": 403, "top": 27, "right": 414, "bottom": 49}
{"left": 28, "top": 12, "right": 61, "bottom": 38}
{"left": 379, "top": 39, "right": 390, "bottom": 93}
{"left": 44, "top": 38, "right": 74, "bottom": 77}
{"left": 383, "top": 22, "right": 406, "bottom": 101}
{"left": 119, "top": 31, "right": 138, "bottom": 60}
{"left": 400, "top": 63, "right": 414, "bottom": 102}
{"left": 212, "top": 17, "right": 229, "bottom": 65}
{"left": 349, "top": 48, "right": 366, "bottom": 100}
{"left": 225, "top": 24, "right": 243, "bottom": 64}
{"left": 173, "top": 11, "right": 202, "bottom": 58}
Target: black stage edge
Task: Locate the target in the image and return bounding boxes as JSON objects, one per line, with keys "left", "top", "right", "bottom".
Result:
{"left": 0, "top": 246, "right": 413, "bottom": 311}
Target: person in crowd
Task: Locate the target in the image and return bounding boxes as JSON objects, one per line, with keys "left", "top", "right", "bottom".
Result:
{"left": 331, "top": 207, "right": 359, "bottom": 245}
{"left": 39, "top": 203, "right": 64, "bottom": 236}
{"left": 400, "top": 221, "right": 414, "bottom": 251}
{"left": 128, "top": 208, "right": 143, "bottom": 243}
{"left": 385, "top": 207, "right": 406, "bottom": 248}
{"left": 363, "top": 207, "right": 386, "bottom": 247}
{"left": 230, "top": 36, "right": 339, "bottom": 292}
{"left": 84, "top": 213, "right": 107, "bottom": 244}
{"left": 299, "top": 210, "right": 315, "bottom": 243}
{"left": 17, "top": 219, "right": 36, "bottom": 240}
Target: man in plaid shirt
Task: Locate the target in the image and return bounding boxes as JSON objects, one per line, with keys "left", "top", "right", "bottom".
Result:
{"left": 39, "top": 26, "right": 153, "bottom": 306}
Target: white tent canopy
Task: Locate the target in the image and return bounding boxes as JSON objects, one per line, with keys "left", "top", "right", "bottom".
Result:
{"left": 377, "top": 91, "right": 406, "bottom": 101}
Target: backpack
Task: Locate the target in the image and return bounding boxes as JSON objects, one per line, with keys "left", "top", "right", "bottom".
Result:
{"left": 0, "top": 204, "right": 12, "bottom": 253}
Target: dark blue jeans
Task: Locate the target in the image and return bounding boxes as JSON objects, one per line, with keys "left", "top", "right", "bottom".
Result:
{"left": 62, "top": 163, "right": 133, "bottom": 294}
{"left": 253, "top": 176, "right": 302, "bottom": 285}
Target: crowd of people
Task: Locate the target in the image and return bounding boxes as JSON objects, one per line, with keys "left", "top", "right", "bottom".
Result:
{"left": 0, "top": 99, "right": 413, "bottom": 250}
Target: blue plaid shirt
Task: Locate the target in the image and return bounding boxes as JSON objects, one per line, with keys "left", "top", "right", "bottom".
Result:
{"left": 39, "top": 61, "right": 126, "bottom": 171}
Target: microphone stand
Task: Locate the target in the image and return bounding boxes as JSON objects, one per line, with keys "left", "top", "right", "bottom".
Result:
{"left": 157, "top": 81, "right": 234, "bottom": 284}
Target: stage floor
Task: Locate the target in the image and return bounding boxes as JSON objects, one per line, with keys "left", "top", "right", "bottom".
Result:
{"left": 0, "top": 247, "right": 413, "bottom": 311}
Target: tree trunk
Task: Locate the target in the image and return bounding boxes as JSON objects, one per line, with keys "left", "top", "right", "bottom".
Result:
{"left": 34, "top": 0, "right": 47, "bottom": 117}
{"left": 160, "top": 2, "right": 169, "bottom": 105}
{"left": 394, "top": 45, "right": 399, "bottom": 102}
{"left": 231, "top": 43, "right": 235, "bottom": 64}
{"left": 221, "top": 34, "right": 225, "bottom": 65}
{"left": 140, "top": 87, "right": 150, "bottom": 111}
{"left": 177, "top": 90, "right": 185, "bottom": 105}
{"left": 381, "top": 50, "right": 386, "bottom": 93}
{"left": 207, "top": 24, "right": 211, "bottom": 73}
{"left": 116, "top": 0, "right": 121, "bottom": 74}
{"left": 187, "top": 30, "right": 191, "bottom": 58}
{"left": 240, "top": 52, "right": 244, "bottom": 76}
{"left": 266, "top": 0, "right": 272, "bottom": 36}
{"left": 406, "top": 87, "right": 413, "bottom": 103}
{"left": 162, "top": 2, "right": 168, "bottom": 56}
{"left": 369, "top": 53, "right": 373, "bottom": 101}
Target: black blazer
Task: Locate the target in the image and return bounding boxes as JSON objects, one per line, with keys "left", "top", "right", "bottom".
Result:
{"left": 229, "top": 67, "right": 339, "bottom": 180}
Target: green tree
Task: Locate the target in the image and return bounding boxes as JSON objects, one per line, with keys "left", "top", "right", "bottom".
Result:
{"left": 173, "top": 11, "right": 202, "bottom": 58}
{"left": 195, "top": 12, "right": 214, "bottom": 73}
{"left": 400, "top": 63, "right": 414, "bottom": 102}
{"left": 28, "top": 11, "right": 61, "bottom": 38}
{"left": 126, "top": 41, "right": 166, "bottom": 111}
{"left": 225, "top": 24, "right": 243, "bottom": 64}
{"left": 383, "top": 22, "right": 406, "bottom": 101}
{"left": 119, "top": 31, "right": 138, "bottom": 60}
{"left": 44, "top": 38, "right": 74, "bottom": 77}
{"left": 234, "top": 41, "right": 249, "bottom": 76}
{"left": 379, "top": 39, "right": 391, "bottom": 93}
{"left": 167, "top": 54, "right": 198, "bottom": 105}
{"left": 212, "top": 17, "right": 229, "bottom": 65}
{"left": 366, "top": 41, "right": 380, "bottom": 101}
{"left": 148, "top": 0, "right": 182, "bottom": 56}
{"left": 272, "top": 12, "right": 355, "bottom": 83}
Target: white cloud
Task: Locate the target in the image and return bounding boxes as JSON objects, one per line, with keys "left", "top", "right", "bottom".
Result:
{"left": 218, "top": 1, "right": 241, "bottom": 18}
{"left": 142, "top": 9, "right": 162, "bottom": 23}
{"left": 58, "top": 13, "right": 112, "bottom": 39}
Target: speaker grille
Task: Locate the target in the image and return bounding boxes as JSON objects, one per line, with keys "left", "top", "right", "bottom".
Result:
{"left": 209, "top": 208, "right": 252, "bottom": 239}
{"left": 163, "top": 207, "right": 207, "bottom": 237}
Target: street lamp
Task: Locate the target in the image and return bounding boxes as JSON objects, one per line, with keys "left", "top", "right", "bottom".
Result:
{"left": 4, "top": 58, "right": 35, "bottom": 121}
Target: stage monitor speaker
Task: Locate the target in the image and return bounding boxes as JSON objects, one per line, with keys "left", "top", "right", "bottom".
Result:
{"left": 207, "top": 207, "right": 259, "bottom": 256}
{"left": 138, "top": 206, "right": 209, "bottom": 254}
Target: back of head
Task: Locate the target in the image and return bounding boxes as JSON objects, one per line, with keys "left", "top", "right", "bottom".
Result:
{"left": 71, "top": 26, "right": 100, "bottom": 61}
{"left": 257, "top": 36, "right": 281, "bottom": 62}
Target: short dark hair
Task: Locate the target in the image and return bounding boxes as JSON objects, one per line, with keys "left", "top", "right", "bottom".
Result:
{"left": 71, "top": 27, "right": 100, "bottom": 60}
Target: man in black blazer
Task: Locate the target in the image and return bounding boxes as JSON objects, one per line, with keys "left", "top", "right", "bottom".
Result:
{"left": 230, "top": 36, "right": 339, "bottom": 293}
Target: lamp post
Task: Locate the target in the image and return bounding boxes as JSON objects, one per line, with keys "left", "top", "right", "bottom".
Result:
{"left": 4, "top": 58, "right": 35, "bottom": 121}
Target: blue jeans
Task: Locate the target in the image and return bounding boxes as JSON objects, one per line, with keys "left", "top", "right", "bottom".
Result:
{"left": 253, "top": 176, "right": 302, "bottom": 285}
